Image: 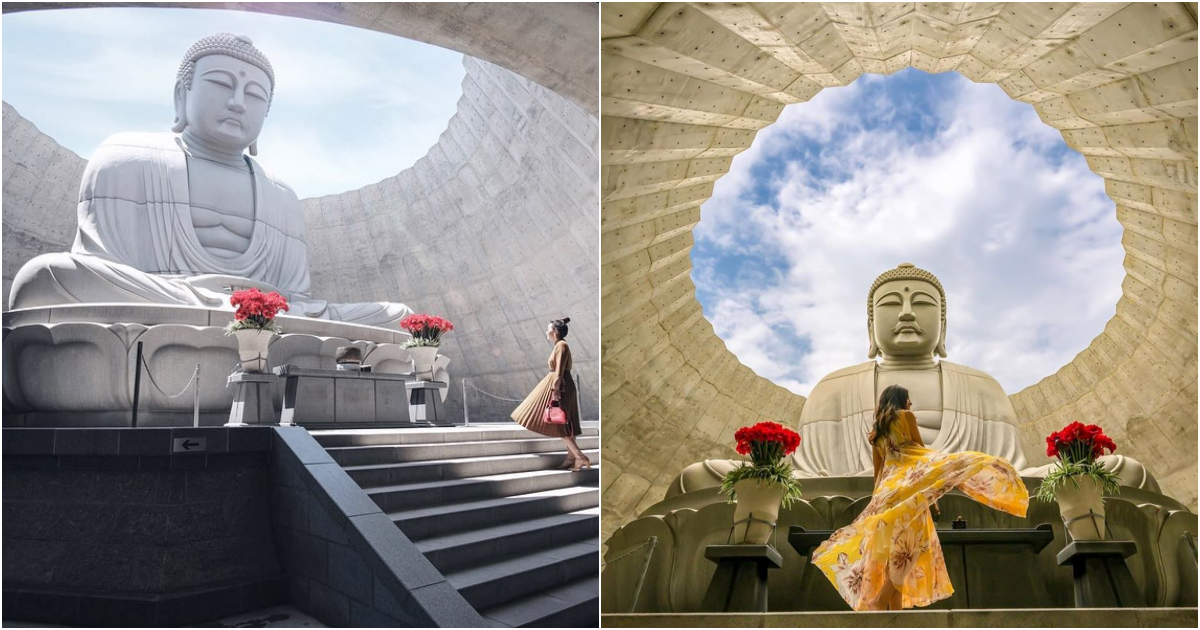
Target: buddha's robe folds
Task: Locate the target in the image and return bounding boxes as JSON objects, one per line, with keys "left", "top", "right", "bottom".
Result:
{"left": 674, "top": 360, "right": 1159, "bottom": 495}
{"left": 8, "top": 133, "right": 410, "bottom": 328}
{"left": 791, "top": 360, "right": 1158, "bottom": 492}
{"left": 791, "top": 361, "right": 1027, "bottom": 476}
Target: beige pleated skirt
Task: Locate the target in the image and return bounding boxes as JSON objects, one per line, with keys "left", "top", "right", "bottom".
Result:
{"left": 511, "top": 369, "right": 581, "bottom": 437}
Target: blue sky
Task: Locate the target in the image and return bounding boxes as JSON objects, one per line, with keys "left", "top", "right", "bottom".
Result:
{"left": 692, "top": 68, "right": 1124, "bottom": 396}
{"left": 2, "top": 7, "right": 465, "bottom": 198}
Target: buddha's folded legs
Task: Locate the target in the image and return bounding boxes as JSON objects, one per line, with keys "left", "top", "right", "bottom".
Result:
{"left": 9, "top": 252, "right": 415, "bottom": 330}
{"left": 8, "top": 252, "right": 222, "bottom": 310}
{"left": 325, "top": 301, "right": 414, "bottom": 329}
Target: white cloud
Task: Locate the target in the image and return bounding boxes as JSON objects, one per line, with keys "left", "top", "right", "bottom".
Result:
{"left": 694, "top": 71, "right": 1124, "bottom": 396}
{"left": 2, "top": 7, "right": 465, "bottom": 198}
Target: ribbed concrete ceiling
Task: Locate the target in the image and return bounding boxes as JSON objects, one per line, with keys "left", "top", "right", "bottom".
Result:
{"left": 2, "top": 1, "right": 598, "bottom": 115}
{"left": 600, "top": 2, "right": 1198, "bottom": 541}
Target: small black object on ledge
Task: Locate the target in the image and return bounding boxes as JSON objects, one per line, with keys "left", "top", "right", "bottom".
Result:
{"left": 953, "top": 516, "right": 967, "bottom": 529}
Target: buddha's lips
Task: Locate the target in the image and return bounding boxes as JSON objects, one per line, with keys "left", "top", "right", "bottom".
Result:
{"left": 893, "top": 323, "right": 923, "bottom": 334}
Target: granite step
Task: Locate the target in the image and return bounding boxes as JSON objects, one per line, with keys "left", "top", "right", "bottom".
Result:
{"left": 389, "top": 486, "right": 599, "bottom": 541}
{"left": 314, "top": 425, "right": 598, "bottom": 448}
{"left": 318, "top": 426, "right": 599, "bottom": 627}
{"left": 344, "top": 449, "right": 600, "bottom": 487}
{"left": 325, "top": 435, "right": 600, "bottom": 466}
{"left": 480, "top": 576, "right": 599, "bottom": 628}
{"left": 416, "top": 507, "right": 599, "bottom": 574}
{"left": 446, "top": 540, "right": 599, "bottom": 612}
{"left": 366, "top": 466, "right": 600, "bottom": 512}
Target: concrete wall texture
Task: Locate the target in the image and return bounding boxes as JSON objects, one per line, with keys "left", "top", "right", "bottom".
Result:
{"left": 600, "top": 2, "right": 1198, "bottom": 541}
{"left": 1, "top": 102, "right": 86, "bottom": 302}
{"left": 2, "top": 56, "right": 600, "bottom": 424}
{"left": 302, "top": 57, "right": 600, "bottom": 422}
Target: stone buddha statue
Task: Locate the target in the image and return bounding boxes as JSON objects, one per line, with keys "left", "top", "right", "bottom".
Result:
{"left": 675, "top": 263, "right": 1158, "bottom": 494}
{"left": 7, "top": 33, "right": 411, "bottom": 328}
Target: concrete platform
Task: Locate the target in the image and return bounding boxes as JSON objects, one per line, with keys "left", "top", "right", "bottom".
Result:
{"left": 5, "top": 605, "right": 325, "bottom": 628}
{"left": 602, "top": 608, "right": 1198, "bottom": 627}
{"left": 208, "top": 605, "right": 324, "bottom": 628}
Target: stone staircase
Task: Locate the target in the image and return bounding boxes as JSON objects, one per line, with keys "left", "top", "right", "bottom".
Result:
{"left": 314, "top": 423, "right": 600, "bottom": 627}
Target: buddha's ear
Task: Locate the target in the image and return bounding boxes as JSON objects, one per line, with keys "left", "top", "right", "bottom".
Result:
{"left": 868, "top": 338, "right": 879, "bottom": 359}
{"left": 936, "top": 328, "right": 948, "bottom": 358}
{"left": 171, "top": 80, "right": 188, "bottom": 133}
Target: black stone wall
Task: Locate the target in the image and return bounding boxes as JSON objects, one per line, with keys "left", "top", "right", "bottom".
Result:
{"left": 2, "top": 426, "right": 488, "bottom": 627}
{"left": 2, "top": 427, "right": 286, "bottom": 626}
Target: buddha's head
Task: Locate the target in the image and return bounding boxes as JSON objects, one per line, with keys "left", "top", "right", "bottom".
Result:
{"left": 867, "top": 263, "right": 947, "bottom": 360}
{"left": 172, "top": 33, "right": 275, "bottom": 154}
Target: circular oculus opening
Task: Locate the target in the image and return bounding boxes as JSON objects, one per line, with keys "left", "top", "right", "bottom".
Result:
{"left": 692, "top": 69, "right": 1123, "bottom": 397}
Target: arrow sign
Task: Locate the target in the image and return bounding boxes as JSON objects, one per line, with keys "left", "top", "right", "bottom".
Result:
{"left": 172, "top": 437, "right": 208, "bottom": 453}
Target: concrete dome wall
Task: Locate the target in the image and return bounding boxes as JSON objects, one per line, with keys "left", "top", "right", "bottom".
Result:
{"left": 1, "top": 57, "right": 599, "bottom": 422}
{"left": 302, "top": 57, "right": 600, "bottom": 421}
{"left": 600, "top": 2, "right": 1198, "bottom": 540}
{"left": 1, "top": 103, "right": 87, "bottom": 301}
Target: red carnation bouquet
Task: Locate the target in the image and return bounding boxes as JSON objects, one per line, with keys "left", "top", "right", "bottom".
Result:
{"left": 1035, "top": 421, "right": 1121, "bottom": 502}
{"left": 226, "top": 288, "right": 289, "bottom": 334}
{"left": 399, "top": 313, "right": 455, "bottom": 348}
{"left": 721, "top": 421, "right": 804, "bottom": 507}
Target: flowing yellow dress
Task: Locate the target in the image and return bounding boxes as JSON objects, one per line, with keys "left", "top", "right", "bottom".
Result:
{"left": 810, "top": 410, "right": 1029, "bottom": 610}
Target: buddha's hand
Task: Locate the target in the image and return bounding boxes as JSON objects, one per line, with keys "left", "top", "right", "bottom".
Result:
{"left": 185, "top": 274, "right": 285, "bottom": 295}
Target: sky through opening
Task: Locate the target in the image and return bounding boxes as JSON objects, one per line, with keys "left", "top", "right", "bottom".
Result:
{"left": 2, "top": 7, "right": 466, "bottom": 199}
{"left": 692, "top": 68, "right": 1124, "bottom": 397}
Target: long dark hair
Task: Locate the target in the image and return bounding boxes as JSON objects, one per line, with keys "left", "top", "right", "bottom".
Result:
{"left": 871, "top": 385, "right": 909, "bottom": 446}
{"left": 549, "top": 317, "right": 570, "bottom": 340}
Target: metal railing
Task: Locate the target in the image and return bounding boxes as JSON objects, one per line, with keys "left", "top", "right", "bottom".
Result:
{"left": 602, "top": 536, "right": 658, "bottom": 613}
{"left": 462, "top": 372, "right": 584, "bottom": 426}
{"left": 131, "top": 341, "right": 202, "bottom": 427}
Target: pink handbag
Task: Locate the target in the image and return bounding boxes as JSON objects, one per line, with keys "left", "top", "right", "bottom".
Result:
{"left": 543, "top": 390, "right": 568, "bottom": 425}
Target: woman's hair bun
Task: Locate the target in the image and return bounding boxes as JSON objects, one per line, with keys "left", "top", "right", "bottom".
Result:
{"left": 562, "top": 317, "right": 570, "bottom": 324}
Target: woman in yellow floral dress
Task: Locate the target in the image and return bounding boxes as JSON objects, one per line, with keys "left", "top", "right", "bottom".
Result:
{"left": 811, "top": 385, "right": 1029, "bottom": 611}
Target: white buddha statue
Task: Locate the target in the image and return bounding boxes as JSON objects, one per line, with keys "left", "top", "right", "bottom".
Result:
{"left": 675, "top": 263, "right": 1158, "bottom": 494}
{"left": 7, "top": 33, "right": 411, "bottom": 328}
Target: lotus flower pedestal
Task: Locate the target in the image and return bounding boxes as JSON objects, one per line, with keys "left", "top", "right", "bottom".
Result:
{"left": 2, "top": 304, "right": 451, "bottom": 427}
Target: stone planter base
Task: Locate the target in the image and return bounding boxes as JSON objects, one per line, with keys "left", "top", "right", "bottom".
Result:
{"left": 732, "top": 479, "right": 784, "bottom": 545}
{"left": 1057, "top": 475, "right": 1107, "bottom": 541}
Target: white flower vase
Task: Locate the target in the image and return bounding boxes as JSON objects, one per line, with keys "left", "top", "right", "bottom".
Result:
{"left": 409, "top": 346, "right": 440, "bottom": 381}
{"left": 233, "top": 328, "right": 276, "bottom": 373}
{"left": 1056, "top": 474, "right": 1107, "bottom": 541}
{"left": 732, "top": 479, "right": 785, "bottom": 545}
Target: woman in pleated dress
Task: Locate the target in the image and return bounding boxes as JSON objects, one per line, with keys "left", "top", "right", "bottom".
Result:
{"left": 510, "top": 317, "right": 590, "bottom": 471}
{"left": 811, "top": 385, "right": 1028, "bottom": 610}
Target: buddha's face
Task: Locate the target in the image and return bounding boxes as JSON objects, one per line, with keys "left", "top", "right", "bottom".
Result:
{"left": 871, "top": 279, "right": 942, "bottom": 357}
{"left": 182, "top": 54, "right": 271, "bottom": 152}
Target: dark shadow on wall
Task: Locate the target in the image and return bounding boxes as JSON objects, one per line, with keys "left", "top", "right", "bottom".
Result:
{"left": 0, "top": 426, "right": 487, "bottom": 627}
